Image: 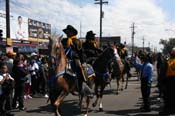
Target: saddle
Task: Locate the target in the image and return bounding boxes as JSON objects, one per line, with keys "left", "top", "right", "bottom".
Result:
{"left": 82, "top": 63, "right": 95, "bottom": 80}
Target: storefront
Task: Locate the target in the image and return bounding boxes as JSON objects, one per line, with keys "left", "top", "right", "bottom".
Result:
{"left": 0, "top": 39, "right": 49, "bottom": 55}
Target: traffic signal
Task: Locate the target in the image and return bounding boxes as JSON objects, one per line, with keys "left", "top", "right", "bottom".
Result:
{"left": 0, "top": 29, "right": 3, "bottom": 40}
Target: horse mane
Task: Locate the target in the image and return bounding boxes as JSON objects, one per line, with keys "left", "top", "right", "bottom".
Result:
{"left": 93, "top": 47, "right": 115, "bottom": 72}
{"left": 99, "top": 47, "right": 114, "bottom": 60}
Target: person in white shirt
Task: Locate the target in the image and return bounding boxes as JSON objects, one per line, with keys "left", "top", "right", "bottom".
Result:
{"left": 0, "top": 62, "right": 14, "bottom": 116}
{"left": 29, "top": 59, "right": 39, "bottom": 95}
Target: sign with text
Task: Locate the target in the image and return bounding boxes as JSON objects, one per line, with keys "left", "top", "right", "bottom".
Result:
{"left": 28, "top": 19, "right": 51, "bottom": 40}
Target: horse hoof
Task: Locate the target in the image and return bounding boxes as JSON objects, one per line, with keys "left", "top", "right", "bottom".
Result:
{"left": 84, "top": 114, "right": 88, "bottom": 116}
{"left": 116, "top": 92, "right": 119, "bottom": 95}
{"left": 92, "top": 103, "right": 96, "bottom": 107}
{"left": 99, "top": 108, "right": 103, "bottom": 112}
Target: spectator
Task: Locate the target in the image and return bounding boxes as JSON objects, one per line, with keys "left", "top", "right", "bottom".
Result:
{"left": 159, "top": 47, "right": 175, "bottom": 115}
{"left": 24, "top": 63, "right": 32, "bottom": 100}
{"left": 0, "top": 62, "right": 14, "bottom": 116}
{"left": 29, "top": 59, "right": 39, "bottom": 96}
{"left": 3, "top": 51, "right": 16, "bottom": 75}
{"left": 156, "top": 52, "right": 163, "bottom": 99}
{"left": 39, "top": 57, "right": 49, "bottom": 98}
{"left": 12, "top": 58, "right": 27, "bottom": 111}
{"left": 133, "top": 53, "right": 153, "bottom": 112}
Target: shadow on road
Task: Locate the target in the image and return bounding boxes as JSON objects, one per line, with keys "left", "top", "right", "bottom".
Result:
{"left": 104, "top": 94, "right": 160, "bottom": 116}
{"left": 25, "top": 99, "right": 82, "bottom": 116}
{"left": 26, "top": 104, "right": 54, "bottom": 114}
{"left": 104, "top": 108, "right": 159, "bottom": 116}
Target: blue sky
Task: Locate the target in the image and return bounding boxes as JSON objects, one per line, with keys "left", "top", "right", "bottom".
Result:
{"left": 1, "top": 0, "right": 175, "bottom": 51}
{"left": 157, "top": 0, "right": 175, "bottom": 21}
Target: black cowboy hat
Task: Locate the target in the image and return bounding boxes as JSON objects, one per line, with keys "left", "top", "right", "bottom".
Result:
{"left": 86, "top": 30, "right": 96, "bottom": 40}
{"left": 63, "top": 25, "right": 78, "bottom": 35}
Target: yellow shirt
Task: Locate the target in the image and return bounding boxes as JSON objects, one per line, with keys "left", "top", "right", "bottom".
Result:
{"left": 166, "top": 58, "right": 175, "bottom": 77}
{"left": 67, "top": 35, "right": 78, "bottom": 47}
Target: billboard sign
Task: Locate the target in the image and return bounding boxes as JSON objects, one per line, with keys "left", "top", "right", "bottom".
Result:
{"left": 28, "top": 18, "right": 51, "bottom": 40}
{"left": 10, "top": 14, "right": 29, "bottom": 40}
{"left": 0, "top": 10, "right": 6, "bottom": 38}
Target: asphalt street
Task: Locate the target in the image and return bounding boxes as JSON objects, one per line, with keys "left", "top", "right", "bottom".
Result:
{"left": 12, "top": 68, "right": 163, "bottom": 116}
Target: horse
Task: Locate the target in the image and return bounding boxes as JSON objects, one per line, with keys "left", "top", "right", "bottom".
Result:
{"left": 92, "top": 46, "right": 116, "bottom": 111}
{"left": 110, "top": 58, "right": 126, "bottom": 94}
{"left": 48, "top": 36, "right": 94, "bottom": 116}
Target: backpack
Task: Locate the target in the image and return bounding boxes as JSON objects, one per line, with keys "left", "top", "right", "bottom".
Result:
{"left": 166, "top": 58, "right": 175, "bottom": 77}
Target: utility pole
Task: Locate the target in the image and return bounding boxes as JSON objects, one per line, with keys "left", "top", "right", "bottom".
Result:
{"left": 80, "top": 21, "right": 82, "bottom": 38}
{"left": 6, "top": 0, "right": 10, "bottom": 39}
{"left": 130, "top": 22, "right": 136, "bottom": 55}
{"left": 148, "top": 41, "right": 150, "bottom": 52}
{"left": 142, "top": 36, "right": 145, "bottom": 52}
{"left": 94, "top": 0, "right": 108, "bottom": 47}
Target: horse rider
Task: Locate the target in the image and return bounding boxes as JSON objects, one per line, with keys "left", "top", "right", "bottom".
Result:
{"left": 83, "top": 30, "right": 102, "bottom": 64}
{"left": 62, "top": 25, "right": 88, "bottom": 93}
{"left": 112, "top": 42, "right": 123, "bottom": 66}
{"left": 159, "top": 47, "right": 175, "bottom": 115}
{"left": 119, "top": 43, "right": 132, "bottom": 77}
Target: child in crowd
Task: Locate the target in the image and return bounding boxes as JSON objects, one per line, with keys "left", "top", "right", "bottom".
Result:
{"left": 0, "top": 62, "right": 14, "bottom": 116}
{"left": 24, "top": 73, "right": 32, "bottom": 100}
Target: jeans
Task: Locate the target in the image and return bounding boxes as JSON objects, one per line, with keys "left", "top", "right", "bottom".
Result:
{"left": 141, "top": 78, "right": 151, "bottom": 109}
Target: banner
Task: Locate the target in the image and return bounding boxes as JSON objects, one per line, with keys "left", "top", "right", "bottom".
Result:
{"left": 28, "top": 18, "right": 51, "bottom": 40}
{"left": 0, "top": 10, "right": 6, "bottom": 38}
{"left": 10, "top": 14, "right": 28, "bottom": 40}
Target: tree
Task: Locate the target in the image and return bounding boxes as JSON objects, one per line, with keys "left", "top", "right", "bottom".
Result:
{"left": 159, "top": 38, "right": 175, "bottom": 54}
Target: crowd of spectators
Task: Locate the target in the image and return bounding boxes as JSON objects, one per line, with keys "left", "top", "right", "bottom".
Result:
{"left": 0, "top": 51, "right": 49, "bottom": 116}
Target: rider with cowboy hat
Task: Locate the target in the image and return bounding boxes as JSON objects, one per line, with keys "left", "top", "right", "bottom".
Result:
{"left": 63, "top": 25, "right": 86, "bottom": 92}
{"left": 83, "top": 30, "right": 102, "bottom": 64}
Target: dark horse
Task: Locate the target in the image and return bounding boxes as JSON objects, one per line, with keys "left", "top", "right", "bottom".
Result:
{"left": 92, "top": 46, "right": 116, "bottom": 111}
{"left": 48, "top": 36, "right": 94, "bottom": 116}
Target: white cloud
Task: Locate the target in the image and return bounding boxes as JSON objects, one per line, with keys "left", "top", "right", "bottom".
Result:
{"left": 8, "top": 0, "right": 175, "bottom": 51}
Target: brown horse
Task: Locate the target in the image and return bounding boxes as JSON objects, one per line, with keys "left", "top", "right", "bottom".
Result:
{"left": 110, "top": 46, "right": 131, "bottom": 94}
{"left": 110, "top": 58, "right": 125, "bottom": 94}
{"left": 48, "top": 36, "right": 94, "bottom": 116}
{"left": 92, "top": 46, "right": 116, "bottom": 111}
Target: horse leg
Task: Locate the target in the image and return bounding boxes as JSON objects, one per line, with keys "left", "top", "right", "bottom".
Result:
{"left": 54, "top": 91, "right": 68, "bottom": 116}
{"left": 79, "top": 94, "right": 84, "bottom": 111}
{"left": 120, "top": 75, "right": 124, "bottom": 91}
{"left": 116, "top": 77, "right": 119, "bottom": 94}
{"left": 125, "top": 74, "right": 129, "bottom": 89}
{"left": 99, "top": 85, "right": 105, "bottom": 111}
{"left": 92, "top": 85, "right": 99, "bottom": 107}
{"left": 84, "top": 96, "right": 90, "bottom": 116}
{"left": 99, "top": 98, "right": 103, "bottom": 112}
